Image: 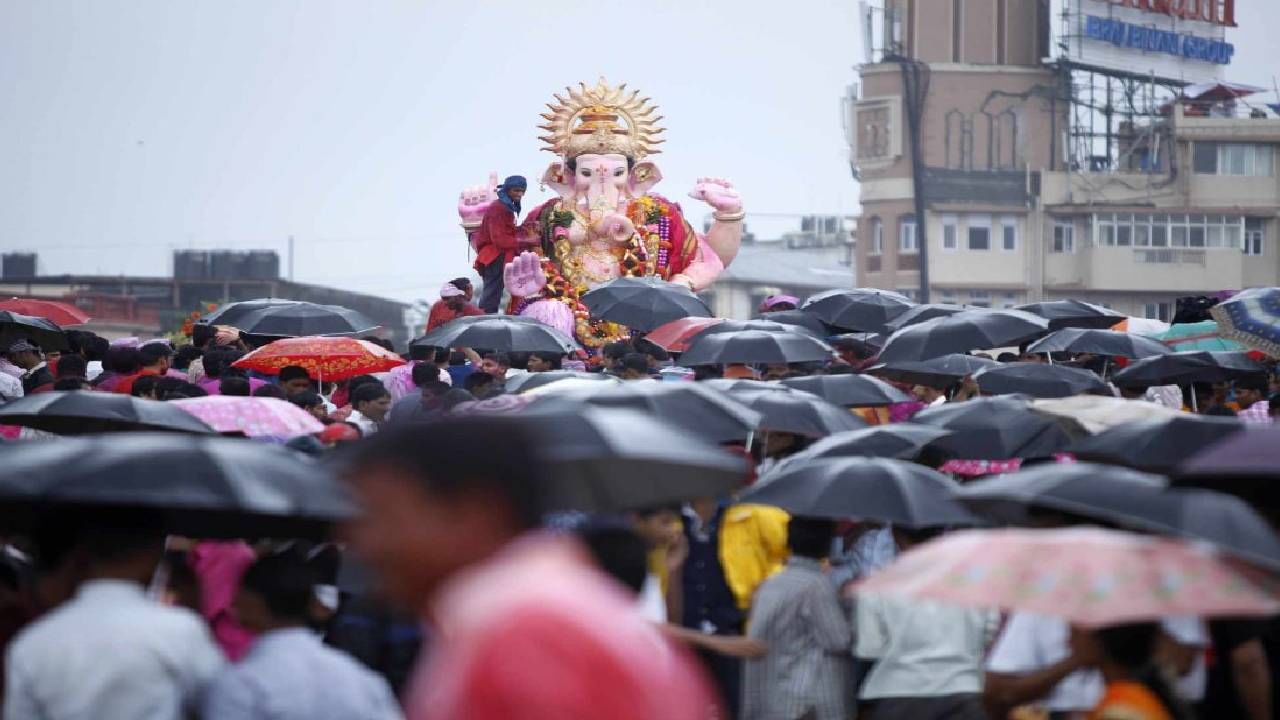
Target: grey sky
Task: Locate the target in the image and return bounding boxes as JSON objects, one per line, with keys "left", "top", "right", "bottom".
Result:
{"left": 0, "top": 1, "right": 1275, "bottom": 304}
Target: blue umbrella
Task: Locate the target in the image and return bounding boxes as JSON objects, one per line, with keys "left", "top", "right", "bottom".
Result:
{"left": 1210, "top": 287, "right": 1280, "bottom": 357}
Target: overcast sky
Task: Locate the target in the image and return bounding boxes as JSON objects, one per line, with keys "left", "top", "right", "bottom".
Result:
{"left": 0, "top": 1, "right": 1275, "bottom": 304}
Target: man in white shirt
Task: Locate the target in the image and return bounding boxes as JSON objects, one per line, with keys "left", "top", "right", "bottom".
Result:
{"left": 0, "top": 370, "right": 21, "bottom": 403}
{"left": 348, "top": 383, "right": 392, "bottom": 436}
{"left": 856, "top": 526, "right": 995, "bottom": 719}
{"left": 203, "top": 552, "right": 402, "bottom": 720}
{"left": 4, "top": 525, "right": 225, "bottom": 720}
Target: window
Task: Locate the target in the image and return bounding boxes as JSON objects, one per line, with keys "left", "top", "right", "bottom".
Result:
{"left": 967, "top": 216, "right": 991, "bottom": 251}
{"left": 1245, "top": 218, "right": 1265, "bottom": 256}
{"left": 940, "top": 290, "right": 958, "bottom": 304}
{"left": 1002, "top": 292, "right": 1018, "bottom": 309}
{"left": 1000, "top": 218, "right": 1018, "bottom": 251}
{"left": 1094, "top": 213, "right": 1246, "bottom": 252}
{"left": 1193, "top": 142, "right": 1276, "bottom": 177}
{"left": 1052, "top": 221, "right": 1075, "bottom": 253}
{"left": 1143, "top": 302, "right": 1173, "bottom": 323}
{"left": 942, "top": 215, "right": 958, "bottom": 251}
{"left": 899, "top": 215, "right": 918, "bottom": 253}
{"left": 968, "top": 289, "right": 991, "bottom": 308}
{"left": 868, "top": 218, "right": 883, "bottom": 255}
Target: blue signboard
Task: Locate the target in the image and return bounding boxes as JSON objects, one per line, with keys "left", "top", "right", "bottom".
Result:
{"left": 1085, "top": 15, "right": 1234, "bottom": 65}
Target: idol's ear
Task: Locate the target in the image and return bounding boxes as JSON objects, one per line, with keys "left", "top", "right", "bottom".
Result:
{"left": 541, "top": 161, "right": 572, "bottom": 197}
{"left": 628, "top": 161, "right": 663, "bottom": 197}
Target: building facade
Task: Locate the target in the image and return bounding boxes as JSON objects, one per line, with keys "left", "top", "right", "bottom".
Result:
{"left": 845, "top": 0, "right": 1277, "bottom": 319}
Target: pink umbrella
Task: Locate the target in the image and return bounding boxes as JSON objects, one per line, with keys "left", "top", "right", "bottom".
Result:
{"left": 171, "top": 396, "right": 324, "bottom": 439}
{"left": 855, "top": 527, "right": 1278, "bottom": 627}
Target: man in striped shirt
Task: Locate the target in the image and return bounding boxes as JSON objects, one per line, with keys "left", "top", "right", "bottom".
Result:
{"left": 741, "top": 516, "right": 854, "bottom": 720}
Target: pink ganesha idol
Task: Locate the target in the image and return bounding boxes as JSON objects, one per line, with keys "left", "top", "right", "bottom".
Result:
{"left": 457, "top": 79, "right": 744, "bottom": 349}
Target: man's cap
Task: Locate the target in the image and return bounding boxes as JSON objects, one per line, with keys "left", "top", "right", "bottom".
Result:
{"left": 501, "top": 175, "right": 528, "bottom": 190}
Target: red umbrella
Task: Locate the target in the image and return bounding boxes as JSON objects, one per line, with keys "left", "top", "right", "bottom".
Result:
{"left": 0, "top": 298, "right": 89, "bottom": 326}
{"left": 233, "top": 337, "right": 404, "bottom": 381}
{"left": 645, "top": 317, "right": 725, "bottom": 352}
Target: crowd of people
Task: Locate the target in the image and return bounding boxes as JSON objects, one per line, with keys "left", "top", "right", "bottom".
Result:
{"left": 0, "top": 286, "right": 1277, "bottom": 720}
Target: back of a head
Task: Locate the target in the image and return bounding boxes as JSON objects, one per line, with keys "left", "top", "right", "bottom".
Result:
{"left": 55, "top": 354, "right": 87, "bottom": 379}
{"left": 241, "top": 551, "right": 318, "bottom": 624}
{"left": 602, "top": 341, "right": 632, "bottom": 362}
{"left": 202, "top": 347, "right": 243, "bottom": 379}
{"left": 441, "top": 388, "right": 475, "bottom": 409}
{"left": 621, "top": 353, "right": 650, "bottom": 375}
{"left": 288, "top": 389, "right": 323, "bottom": 409}
{"left": 191, "top": 322, "right": 217, "bottom": 349}
{"left": 347, "top": 416, "right": 549, "bottom": 530}
{"left": 346, "top": 374, "right": 379, "bottom": 395}
{"left": 220, "top": 376, "right": 252, "bottom": 397}
{"left": 577, "top": 523, "right": 649, "bottom": 595}
{"left": 156, "top": 377, "right": 207, "bottom": 400}
{"left": 278, "top": 365, "right": 311, "bottom": 384}
{"left": 634, "top": 338, "right": 669, "bottom": 363}
{"left": 351, "top": 381, "right": 390, "bottom": 407}
{"left": 463, "top": 372, "right": 495, "bottom": 394}
{"left": 411, "top": 362, "right": 441, "bottom": 387}
{"left": 787, "top": 516, "right": 836, "bottom": 559}
{"left": 1236, "top": 375, "right": 1269, "bottom": 394}
{"left": 171, "top": 345, "right": 203, "bottom": 371}
{"left": 253, "top": 384, "right": 288, "bottom": 399}
{"left": 52, "top": 377, "right": 89, "bottom": 391}
{"left": 105, "top": 347, "right": 142, "bottom": 375}
{"left": 138, "top": 343, "right": 173, "bottom": 368}
{"left": 130, "top": 374, "right": 161, "bottom": 398}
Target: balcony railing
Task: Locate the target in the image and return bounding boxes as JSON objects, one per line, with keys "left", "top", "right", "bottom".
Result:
{"left": 1132, "top": 249, "right": 1206, "bottom": 266}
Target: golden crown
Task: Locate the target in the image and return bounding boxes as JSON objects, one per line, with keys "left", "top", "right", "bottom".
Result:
{"left": 539, "top": 78, "right": 666, "bottom": 160}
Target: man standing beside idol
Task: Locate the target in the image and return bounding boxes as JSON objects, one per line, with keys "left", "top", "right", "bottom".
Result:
{"left": 462, "top": 174, "right": 534, "bottom": 314}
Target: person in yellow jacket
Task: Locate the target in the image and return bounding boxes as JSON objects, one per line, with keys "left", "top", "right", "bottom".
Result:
{"left": 667, "top": 496, "right": 790, "bottom": 717}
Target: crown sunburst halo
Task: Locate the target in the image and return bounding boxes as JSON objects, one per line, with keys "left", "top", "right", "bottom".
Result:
{"left": 538, "top": 78, "right": 666, "bottom": 160}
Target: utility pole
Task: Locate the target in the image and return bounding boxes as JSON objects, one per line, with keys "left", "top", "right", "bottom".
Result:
{"left": 287, "top": 235, "right": 294, "bottom": 282}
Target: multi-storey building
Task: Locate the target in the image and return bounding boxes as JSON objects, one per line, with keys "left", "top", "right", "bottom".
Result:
{"left": 845, "top": 0, "right": 1277, "bottom": 320}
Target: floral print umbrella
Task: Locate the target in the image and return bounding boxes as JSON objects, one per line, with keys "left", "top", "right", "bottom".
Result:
{"left": 171, "top": 396, "right": 324, "bottom": 439}
{"left": 854, "top": 527, "right": 1278, "bottom": 627}
{"left": 232, "top": 337, "right": 404, "bottom": 381}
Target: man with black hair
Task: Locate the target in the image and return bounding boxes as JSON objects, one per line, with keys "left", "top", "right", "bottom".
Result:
{"left": 253, "top": 384, "right": 288, "bottom": 399}
{"left": 634, "top": 338, "right": 670, "bottom": 372}
{"left": 601, "top": 341, "right": 632, "bottom": 374}
{"left": 386, "top": 345, "right": 436, "bottom": 402}
{"left": 4, "top": 521, "right": 224, "bottom": 719}
{"left": 288, "top": 390, "right": 329, "bottom": 422}
{"left": 463, "top": 369, "right": 500, "bottom": 399}
{"left": 171, "top": 344, "right": 203, "bottom": 372}
{"left": 277, "top": 365, "right": 314, "bottom": 396}
{"left": 426, "top": 279, "right": 484, "bottom": 331}
{"left": 349, "top": 382, "right": 392, "bottom": 435}
{"left": 219, "top": 376, "right": 252, "bottom": 397}
{"left": 1236, "top": 376, "right": 1273, "bottom": 424}
{"left": 742, "top": 516, "right": 852, "bottom": 720}
{"left": 341, "top": 418, "right": 714, "bottom": 718}
{"left": 526, "top": 350, "right": 563, "bottom": 373}
{"left": 6, "top": 340, "right": 51, "bottom": 396}
{"left": 619, "top": 353, "right": 653, "bottom": 381}
{"left": 115, "top": 343, "right": 173, "bottom": 395}
{"left": 27, "top": 355, "right": 87, "bottom": 394}
{"left": 389, "top": 363, "right": 450, "bottom": 423}
{"left": 202, "top": 553, "right": 401, "bottom": 720}
{"left": 130, "top": 374, "right": 163, "bottom": 400}
{"left": 479, "top": 351, "right": 510, "bottom": 381}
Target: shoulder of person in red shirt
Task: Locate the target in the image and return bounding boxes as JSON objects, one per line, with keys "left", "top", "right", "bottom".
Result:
{"left": 113, "top": 367, "right": 161, "bottom": 395}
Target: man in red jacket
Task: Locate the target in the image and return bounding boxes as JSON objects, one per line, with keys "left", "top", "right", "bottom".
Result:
{"left": 471, "top": 175, "right": 528, "bottom": 313}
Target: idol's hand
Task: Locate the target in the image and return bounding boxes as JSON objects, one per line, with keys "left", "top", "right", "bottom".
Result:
{"left": 503, "top": 251, "right": 548, "bottom": 298}
{"left": 458, "top": 171, "right": 499, "bottom": 227}
{"left": 688, "top": 177, "right": 743, "bottom": 214}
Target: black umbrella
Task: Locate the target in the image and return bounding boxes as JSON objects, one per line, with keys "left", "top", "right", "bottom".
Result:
{"left": 780, "top": 374, "right": 912, "bottom": 407}
{"left": 911, "top": 396, "right": 1085, "bottom": 459}
{"left": 581, "top": 277, "right": 711, "bottom": 332}
{"left": 742, "top": 457, "right": 976, "bottom": 527}
{"left": 829, "top": 332, "right": 886, "bottom": 358}
{"left": 679, "top": 330, "right": 834, "bottom": 366}
{"left": 958, "top": 463, "right": 1280, "bottom": 572}
{"left": 1070, "top": 414, "right": 1246, "bottom": 474}
{"left": 754, "top": 309, "right": 829, "bottom": 336}
{"left": 506, "top": 370, "right": 619, "bottom": 394}
{"left": 884, "top": 303, "right": 970, "bottom": 331}
{"left": 200, "top": 298, "right": 306, "bottom": 327}
{"left": 1025, "top": 328, "right": 1170, "bottom": 360}
{"left": 787, "top": 425, "right": 953, "bottom": 462}
{"left": 868, "top": 354, "right": 999, "bottom": 388}
{"left": 235, "top": 302, "right": 378, "bottom": 337}
{"left": 701, "top": 378, "right": 772, "bottom": 394}
{"left": 413, "top": 315, "right": 581, "bottom": 354}
{"left": 714, "top": 384, "right": 866, "bottom": 437}
{"left": 519, "top": 405, "right": 749, "bottom": 511}
{"left": 802, "top": 289, "right": 916, "bottom": 333}
{"left": 529, "top": 381, "right": 761, "bottom": 443}
{"left": 0, "top": 392, "right": 216, "bottom": 435}
{"left": 1015, "top": 299, "right": 1126, "bottom": 330}
{"left": 1176, "top": 428, "right": 1280, "bottom": 506}
{"left": 0, "top": 434, "right": 351, "bottom": 538}
{"left": 973, "top": 362, "right": 1109, "bottom": 399}
{"left": 692, "top": 319, "right": 821, "bottom": 339}
{"left": 877, "top": 309, "right": 1049, "bottom": 363}
{"left": 1111, "top": 350, "right": 1266, "bottom": 388}
{"left": 0, "top": 311, "right": 68, "bottom": 352}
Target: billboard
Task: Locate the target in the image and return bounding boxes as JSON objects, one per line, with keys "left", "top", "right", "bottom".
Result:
{"left": 1053, "top": 0, "right": 1235, "bottom": 83}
